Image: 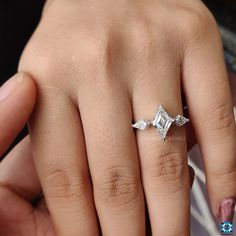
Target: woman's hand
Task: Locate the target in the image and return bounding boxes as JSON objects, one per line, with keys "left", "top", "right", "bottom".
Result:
{"left": 18, "top": 0, "right": 236, "bottom": 235}
{"left": 0, "top": 73, "right": 55, "bottom": 235}
{"left": 0, "top": 74, "right": 195, "bottom": 236}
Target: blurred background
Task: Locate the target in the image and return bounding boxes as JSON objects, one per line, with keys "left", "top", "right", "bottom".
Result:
{"left": 0, "top": 0, "right": 236, "bottom": 235}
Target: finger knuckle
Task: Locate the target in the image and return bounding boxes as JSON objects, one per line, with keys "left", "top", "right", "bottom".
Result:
{"left": 43, "top": 168, "right": 89, "bottom": 201}
{"left": 203, "top": 103, "right": 236, "bottom": 139}
{"left": 83, "top": 23, "right": 154, "bottom": 87}
{"left": 19, "top": 28, "right": 108, "bottom": 88}
{"left": 143, "top": 145, "right": 187, "bottom": 193}
{"left": 209, "top": 166, "right": 236, "bottom": 196}
{"left": 181, "top": 6, "right": 217, "bottom": 43}
{"left": 127, "top": 20, "right": 155, "bottom": 53}
{"left": 211, "top": 165, "right": 236, "bottom": 181}
{"left": 19, "top": 41, "right": 64, "bottom": 87}
{"left": 94, "top": 166, "right": 140, "bottom": 208}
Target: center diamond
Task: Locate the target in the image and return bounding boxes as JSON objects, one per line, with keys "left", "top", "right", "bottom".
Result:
{"left": 152, "top": 105, "right": 174, "bottom": 140}
{"left": 156, "top": 115, "right": 167, "bottom": 129}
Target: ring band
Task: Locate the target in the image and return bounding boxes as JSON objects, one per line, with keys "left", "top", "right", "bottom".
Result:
{"left": 132, "top": 104, "right": 189, "bottom": 140}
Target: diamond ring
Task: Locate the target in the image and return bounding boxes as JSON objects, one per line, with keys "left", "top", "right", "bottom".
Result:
{"left": 132, "top": 104, "right": 189, "bottom": 140}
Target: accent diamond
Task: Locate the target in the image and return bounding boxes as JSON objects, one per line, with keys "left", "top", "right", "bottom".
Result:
{"left": 174, "top": 115, "right": 189, "bottom": 127}
{"left": 132, "top": 119, "right": 150, "bottom": 130}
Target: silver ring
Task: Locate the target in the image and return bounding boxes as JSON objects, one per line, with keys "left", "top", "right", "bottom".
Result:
{"left": 132, "top": 104, "right": 189, "bottom": 140}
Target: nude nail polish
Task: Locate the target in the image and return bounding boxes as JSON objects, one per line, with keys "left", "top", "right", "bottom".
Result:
{"left": 219, "top": 198, "right": 236, "bottom": 222}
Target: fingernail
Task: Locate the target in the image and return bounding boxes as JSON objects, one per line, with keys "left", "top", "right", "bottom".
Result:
{"left": 219, "top": 198, "right": 236, "bottom": 222}
{"left": 0, "top": 73, "right": 24, "bottom": 101}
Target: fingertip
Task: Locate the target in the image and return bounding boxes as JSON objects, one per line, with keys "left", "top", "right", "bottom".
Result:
{"left": 0, "top": 72, "right": 37, "bottom": 155}
{"left": 0, "top": 72, "right": 37, "bottom": 106}
{"left": 17, "top": 71, "right": 37, "bottom": 105}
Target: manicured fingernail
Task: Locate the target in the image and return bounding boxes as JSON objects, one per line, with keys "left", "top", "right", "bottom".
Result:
{"left": 219, "top": 198, "right": 236, "bottom": 222}
{"left": 0, "top": 73, "right": 24, "bottom": 101}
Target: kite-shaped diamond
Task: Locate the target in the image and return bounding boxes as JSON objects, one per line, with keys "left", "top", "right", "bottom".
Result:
{"left": 152, "top": 105, "right": 175, "bottom": 140}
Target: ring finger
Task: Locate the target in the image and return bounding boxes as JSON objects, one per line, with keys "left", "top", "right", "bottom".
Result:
{"left": 132, "top": 48, "right": 190, "bottom": 235}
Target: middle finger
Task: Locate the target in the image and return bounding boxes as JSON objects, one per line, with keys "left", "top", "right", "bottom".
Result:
{"left": 78, "top": 78, "right": 145, "bottom": 235}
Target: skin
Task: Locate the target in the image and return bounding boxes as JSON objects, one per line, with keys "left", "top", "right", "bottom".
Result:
{"left": 1, "top": 0, "right": 236, "bottom": 235}
{"left": 0, "top": 73, "right": 195, "bottom": 236}
{"left": 0, "top": 73, "right": 194, "bottom": 236}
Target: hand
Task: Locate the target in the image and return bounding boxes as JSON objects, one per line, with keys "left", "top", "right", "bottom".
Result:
{"left": 0, "top": 74, "right": 195, "bottom": 236}
{"left": 19, "top": 0, "right": 236, "bottom": 235}
{"left": 0, "top": 73, "right": 54, "bottom": 235}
